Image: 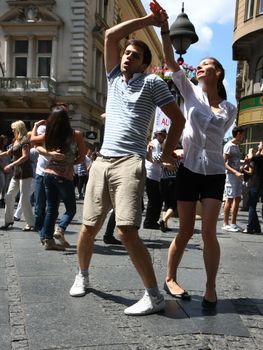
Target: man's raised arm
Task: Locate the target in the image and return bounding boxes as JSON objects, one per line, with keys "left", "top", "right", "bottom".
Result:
{"left": 104, "top": 12, "right": 167, "bottom": 73}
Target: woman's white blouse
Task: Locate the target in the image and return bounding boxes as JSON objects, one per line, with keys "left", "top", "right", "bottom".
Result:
{"left": 172, "top": 69, "right": 237, "bottom": 175}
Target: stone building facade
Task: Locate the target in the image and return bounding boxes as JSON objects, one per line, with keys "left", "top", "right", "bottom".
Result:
{"left": 0, "top": 0, "right": 163, "bottom": 147}
{"left": 233, "top": 0, "right": 263, "bottom": 153}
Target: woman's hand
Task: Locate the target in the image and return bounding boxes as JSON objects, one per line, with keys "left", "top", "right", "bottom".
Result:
{"left": 173, "top": 149, "right": 184, "bottom": 160}
{"left": 34, "top": 119, "right": 46, "bottom": 128}
{"left": 49, "top": 150, "right": 65, "bottom": 160}
{"left": 147, "top": 141, "right": 154, "bottom": 150}
{"left": 4, "top": 164, "right": 13, "bottom": 173}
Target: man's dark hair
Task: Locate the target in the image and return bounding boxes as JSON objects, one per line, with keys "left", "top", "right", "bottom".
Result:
{"left": 125, "top": 39, "right": 152, "bottom": 67}
{"left": 232, "top": 126, "right": 244, "bottom": 137}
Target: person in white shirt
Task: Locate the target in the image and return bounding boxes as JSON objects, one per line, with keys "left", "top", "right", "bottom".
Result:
{"left": 156, "top": 2, "right": 237, "bottom": 309}
{"left": 143, "top": 129, "right": 167, "bottom": 229}
{"left": 222, "top": 127, "right": 245, "bottom": 232}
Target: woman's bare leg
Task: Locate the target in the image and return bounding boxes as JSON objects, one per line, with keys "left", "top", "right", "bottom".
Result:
{"left": 201, "top": 198, "right": 222, "bottom": 301}
{"left": 166, "top": 201, "right": 196, "bottom": 294}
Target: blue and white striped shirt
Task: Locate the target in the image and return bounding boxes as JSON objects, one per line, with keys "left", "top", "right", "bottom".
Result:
{"left": 100, "top": 65, "right": 175, "bottom": 158}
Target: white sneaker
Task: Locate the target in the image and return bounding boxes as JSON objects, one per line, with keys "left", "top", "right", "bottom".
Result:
{"left": 230, "top": 224, "right": 243, "bottom": 232}
{"left": 69, "top": 273, "right": 89, "bottom": 297}
{"left": 54, "top": 227, "right": 70, "bottom": 248}
{"left": 222, "top": 224, "right": 238, "bottom": 232}
{"left": 44, "top": 238, "right": 65, "bottom": 251}
{"left": 124, "top": 291, "right": 165, "bottom": 316}
{"left": 228, "top": 224, "right": 239, "bottom": 232}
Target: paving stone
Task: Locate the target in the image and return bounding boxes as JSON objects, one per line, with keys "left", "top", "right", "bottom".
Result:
{"left": 14, "top": 252, "right": 69, "bottom": 277}
{"left": 0, "top": 290, "right": 9, "bottom": 325}
{"left": 1, "top": 204, "right": 262, "bottom": 349}
{"left": 179, "top": 295, "right": 250, "bottom": 337}
{"left": 139, "top": 300, "right": 199, "bottom": 336}
{"left": 19, "top": 275, "right": 80, "bottom": 304}
{"left": 92, "top": 265, "right": 143, "bottom": 290}
{"left": 0, "top": 267, "right": 7, "bottom": 289}
{"left": 24, "top": 301, "right": 129, "bottom": 349}
{"left": 0, "top": 325, "right": 11, "bottom": 350}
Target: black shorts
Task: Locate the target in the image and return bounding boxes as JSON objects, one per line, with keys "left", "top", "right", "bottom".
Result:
{"left": 176, "top": 165, "right": 226, "bottom": 201}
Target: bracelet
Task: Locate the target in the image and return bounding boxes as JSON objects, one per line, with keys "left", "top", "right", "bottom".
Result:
{"left": 161, "top": 30, "right": 170, "bottom": 36}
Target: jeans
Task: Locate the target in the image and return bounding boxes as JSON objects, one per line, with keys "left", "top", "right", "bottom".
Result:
{"left": 40, "top": 174, "right": 76, "bottom": 240}
{"left": 34, "top": 174, "right": 46, "bottom": 232}
{"left": 247, "top": 187, "right": 263, "bottom": 233}
{"left": 77, "top": 175, "right": 88, "bottom": 196}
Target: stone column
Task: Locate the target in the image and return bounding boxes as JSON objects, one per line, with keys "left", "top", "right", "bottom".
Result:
{"left": 4, "top": 35, "right": 11, "bottom": 76}
{"left": 27, "top": 36, "right": 34, "bottom": 77}
{"left": 51, "top": 36, "right": 57, "bottom": 79}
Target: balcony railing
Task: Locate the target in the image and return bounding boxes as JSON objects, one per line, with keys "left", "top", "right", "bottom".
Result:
{"left": 0, "top": 76, "right": 56, "bottom": 93}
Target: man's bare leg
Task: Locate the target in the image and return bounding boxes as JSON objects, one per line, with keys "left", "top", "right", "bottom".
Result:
{"left": 70, "top": 223, "right": 101, "bottom": 297}
{"left": 118, "top": 226, "right": 157, "bottom": 288}
{"left": 118, "top": 226, "right": 165, "bottom": 315}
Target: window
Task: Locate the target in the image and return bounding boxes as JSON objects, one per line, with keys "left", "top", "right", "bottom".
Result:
{"left": 12, "top": 38, "right": 52, "bottom": 77}
{"left": 258, "top": 0, "right": 263, "bottom": 14}
{"left": 255, "top": 56, "right": 263, "bottom": 82}
{"left": 37, "top": 40, "right": 52, "bottom": 76}
{"left": 246, "top": 0, "right": 255, "bottom": 19}
{"left": 96, "top": 0, "right": 108, "bottom": 20}
{"left": 15, "top": 57, "right": 27, "bottom": 76}
{"left": 14, "top": 40, "right": 28, "bottom": 76}
{"left": 15, "top": 40, "right": 28, "bottom": 53}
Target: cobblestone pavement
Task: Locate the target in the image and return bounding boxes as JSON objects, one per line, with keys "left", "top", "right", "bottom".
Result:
{"left": 0, "top": 201, "right": 262, "bottom": 350}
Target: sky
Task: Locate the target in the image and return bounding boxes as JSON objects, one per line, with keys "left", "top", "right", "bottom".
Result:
{"left": 141, "top": 0, "right": 237, "bottom": 105}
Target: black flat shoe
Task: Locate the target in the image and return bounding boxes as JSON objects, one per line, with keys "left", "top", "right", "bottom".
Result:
{"left": 164, "top": 281, "right": 191, "bottom": 300}
{"left": 159, "top": 220, "right": 167, "bottom": 232}
{"left": 0, "top": 222, "right": 14, "bottom": 230}
{"left": 159, "top": 221, "right": 172, "bottom": 232}
{"left": 103, "top": 236, "right": 122, "bottom": 245}
{"left": 143, "top": 222, "right": 160, "bottom": 230}
{"left": 202, "top": 296, "right": 217, "bottom": 309}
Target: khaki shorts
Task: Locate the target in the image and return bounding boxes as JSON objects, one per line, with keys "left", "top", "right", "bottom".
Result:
{"left": 83, "top": 154, "right": 145, "bottom": 228}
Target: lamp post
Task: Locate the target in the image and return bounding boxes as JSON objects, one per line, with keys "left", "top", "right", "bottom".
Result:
{"left": 169, "top": 2, "right": 199, "bottom": 64}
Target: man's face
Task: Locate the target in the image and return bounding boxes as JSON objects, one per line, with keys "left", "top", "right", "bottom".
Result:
{"left": 121, "top": 45, "right": 147, "bottom": 78}
{"left": 236, "top": 131, "right": 245, "bottom": 142}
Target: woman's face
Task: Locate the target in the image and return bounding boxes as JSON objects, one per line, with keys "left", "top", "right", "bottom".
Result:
{"left": 196, "top": 59, "right": 220, "bottom": 82}
{"left": 11, "top": 127, "right": 18, "bottom": 138}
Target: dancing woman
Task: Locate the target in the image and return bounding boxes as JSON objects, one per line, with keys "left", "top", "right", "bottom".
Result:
{"left": 152, "top": 1, "right": 237, "bottom": 308}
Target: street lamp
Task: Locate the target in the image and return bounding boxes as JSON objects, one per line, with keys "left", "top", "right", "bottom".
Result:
{"left": 169, "top": 2, "right": 199, "bottom": 64}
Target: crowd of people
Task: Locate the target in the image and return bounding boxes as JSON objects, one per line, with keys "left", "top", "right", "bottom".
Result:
{"left": 0, "top": 107, "right": 95, "bottom": 251}
{"left": 0, "top": 1, "right": 262, "bottom": 317}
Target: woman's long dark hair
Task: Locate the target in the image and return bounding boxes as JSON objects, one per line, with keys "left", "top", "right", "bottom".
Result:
{"left": 206, "top": 57, "right": 227, "bottom": 100}
{"left": 0, "top": 135, "right": 7, "bottom": 151}
{"left": 45, "top": 107, "right": 73, "bottom": 152}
